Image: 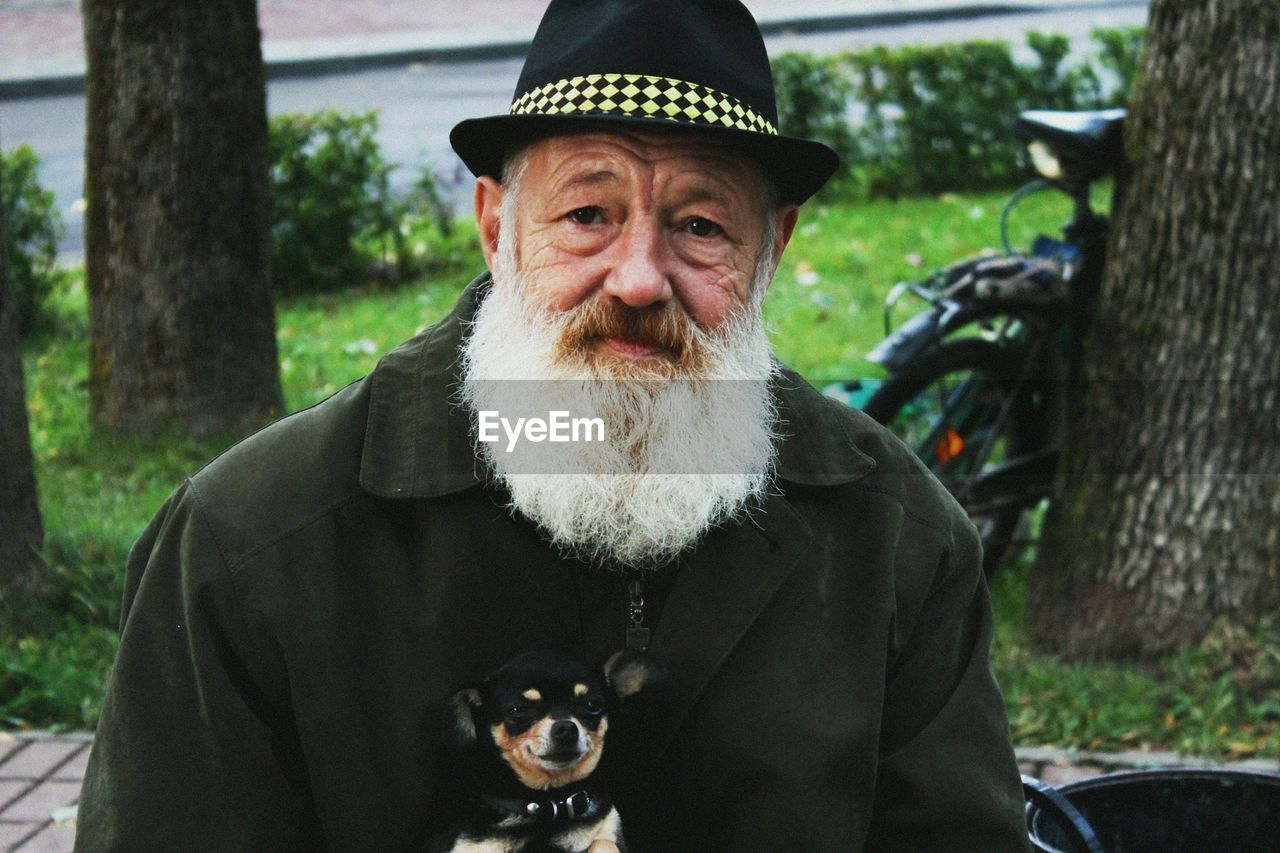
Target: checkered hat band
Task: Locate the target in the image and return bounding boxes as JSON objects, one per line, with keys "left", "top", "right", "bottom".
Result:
{"left": 509, "top": 73, "right": 778, "bottom": 135}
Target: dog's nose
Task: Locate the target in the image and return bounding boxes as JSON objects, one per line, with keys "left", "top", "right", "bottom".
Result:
{"left": 550, "top": 720, "right": 579, "bottom": 744}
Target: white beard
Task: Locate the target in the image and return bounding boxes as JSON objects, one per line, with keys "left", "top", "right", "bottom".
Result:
{"left": 458, "top": 232, "right": 780, "bottom": 569}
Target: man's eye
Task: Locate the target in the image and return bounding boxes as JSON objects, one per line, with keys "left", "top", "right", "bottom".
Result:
{"left": 682, "top": 217, "right": 723, "bottom": 238}
{"left": 569, "top": 206, "right": 604, "bottom": 225}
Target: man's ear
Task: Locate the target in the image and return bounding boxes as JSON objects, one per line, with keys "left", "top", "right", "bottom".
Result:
{"left": 445, "top": 688, "right": 482, "bottom": 751}
{"left": 770, "top": 203, "right": 801, "bottom": 279}
{"left": 603, "top": 651, "right": 671, "bottom": 700}
{"left": 474, "top": 176, "right": 506, "bottom": 273}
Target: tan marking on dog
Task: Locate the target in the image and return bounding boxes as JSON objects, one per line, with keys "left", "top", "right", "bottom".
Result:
{"left": 574, "top": 683, "right": 589, "bottom": 696}
{"left": 586, "top": 841, "right": 622, "bottom": 853}
{"left": 449, "top": 837, "right": 518, "bottom": 853}
{"left": 553, "top": 806, "right": 623, "bottom": 851}
{"left": 490, "top": 718, "right": 609, "bottom": 791}
{"left": 522, "top": 688, "right": 542, "bottom": 702}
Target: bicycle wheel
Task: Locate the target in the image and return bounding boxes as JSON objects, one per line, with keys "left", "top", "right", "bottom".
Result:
{"left": 862, "top": 338, "right": 1052, "bottom": 575}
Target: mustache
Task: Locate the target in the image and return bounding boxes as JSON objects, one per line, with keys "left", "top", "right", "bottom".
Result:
{"left": 552, "top": 298, "right": 705, "bottom": 374}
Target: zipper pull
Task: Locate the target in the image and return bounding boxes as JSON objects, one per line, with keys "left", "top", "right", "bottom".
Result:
{"left": 625, "top": 577, "right": 651, "bottom": 651}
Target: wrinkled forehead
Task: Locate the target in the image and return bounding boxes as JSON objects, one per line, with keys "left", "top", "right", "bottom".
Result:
{"left": 516, "top": 128, "right": 772, "bottom": 207}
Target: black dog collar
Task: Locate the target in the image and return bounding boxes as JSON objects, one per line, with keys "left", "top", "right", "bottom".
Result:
{"left": 485, "top": 789, "right": 595, "bottom": 824}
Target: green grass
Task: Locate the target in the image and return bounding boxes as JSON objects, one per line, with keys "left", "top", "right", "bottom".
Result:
{"left": 990, "top": 556, "right": 1280, "bottom": 759}
{"left": 6, "top": 189, "right": 1278, "bottom": 760}
{"left": 764, "top": 186, "right": 1081, "bottom": 380}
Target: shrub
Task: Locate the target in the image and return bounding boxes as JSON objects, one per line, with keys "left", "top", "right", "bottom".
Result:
{"left": 1092, "top": 26, "right": 1146, "bottom": 108}
{"left": 847, "top": 34, "right": 1110, "bottom": 197}
{"left": 849, "top": 41, "right": 1019, "bottom": 196}
{"left": 268, "top": 111, "right": 473, "bottom": 295}
{"left": 1024, "top": 30, "right": 1104, "bottom": 111}
{"left": 774, "top": 28, "right": 1145, "bottom": 200}
{"left": 268, "top": 110, "right": 398, "bottom": 295}
{"left": 2, "top": 146, "right": 64, "bottom": 337}
{"left": 374, "top": 165, "right": 475, "bottom": 280}
{"left": 771, "top": 52, "right": 859, "bottom": 197}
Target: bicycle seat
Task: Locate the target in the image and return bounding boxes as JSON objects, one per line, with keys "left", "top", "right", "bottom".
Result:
{"left": 1015, "top": 109, "right": 1126, "bottom": 183}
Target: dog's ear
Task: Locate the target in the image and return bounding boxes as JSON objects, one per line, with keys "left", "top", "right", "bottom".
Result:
{"left": 603, "top": 651, "right": 670, "bottom": 700}
{"left": 445, "top": 688, "right": 482, "bottom": 750}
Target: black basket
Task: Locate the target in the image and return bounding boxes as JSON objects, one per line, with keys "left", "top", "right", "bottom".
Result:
{"left": 1023, "top": 768, "right": 1280, "bottom": 852}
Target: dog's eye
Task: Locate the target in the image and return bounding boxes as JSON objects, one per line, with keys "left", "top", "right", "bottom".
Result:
{"left": 506, "top": 703, "right": 531, "bottom": 716}
{"left": 582, "top": 699, "right": 604, "bottom": 716}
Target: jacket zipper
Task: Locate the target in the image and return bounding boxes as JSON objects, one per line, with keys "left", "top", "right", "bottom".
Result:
{"left": 625, "top": 577, "right": 650, "bottom": 651}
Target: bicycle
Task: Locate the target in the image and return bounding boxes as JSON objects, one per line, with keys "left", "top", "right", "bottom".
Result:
{"left": 826, "top": 108, "right": 1128, "bottom": 574}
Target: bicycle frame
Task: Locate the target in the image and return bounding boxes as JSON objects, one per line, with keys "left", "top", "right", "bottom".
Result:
{"left": 849, "top": 110, "right": 1126, "bottom": 567}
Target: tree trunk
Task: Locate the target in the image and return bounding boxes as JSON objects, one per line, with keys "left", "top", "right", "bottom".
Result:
{"left": 0, "top": 159, "right": 46, "bottom": 612}
{"left": 1028, "top": 0, "right": 1280, "bottom": 659}
{"left": 84, "top": 0, "right": 283, "bottom": 437}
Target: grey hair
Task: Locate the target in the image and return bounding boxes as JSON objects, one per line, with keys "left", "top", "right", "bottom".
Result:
{"left": 501, "top": 143, "right": 535, "bottom": 186}
{"left": 494, "top": 147, "right": 534, "bottom": 279}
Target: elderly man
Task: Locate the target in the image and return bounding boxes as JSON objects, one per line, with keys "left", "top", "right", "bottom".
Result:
{"left": 76, "top": 0, "right": 1028, "bottom": 849}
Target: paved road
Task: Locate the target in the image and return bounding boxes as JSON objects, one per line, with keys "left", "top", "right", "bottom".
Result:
{"left": 1, "top": 3, "right": 1146, "bottom": 260}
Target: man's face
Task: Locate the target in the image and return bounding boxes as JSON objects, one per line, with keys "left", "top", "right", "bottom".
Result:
{"left": 475, "top": 130, "right": 798, "bottom": 373}
{"left": 463, "top": 128, "right": 798, "bottom": 567}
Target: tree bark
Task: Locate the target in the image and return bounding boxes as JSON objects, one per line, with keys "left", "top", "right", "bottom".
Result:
{"left": 1028, "top": 0, "right": 1280, "bottom": 659}
{"left": 84, "top": 0, "right": 283, "bottom": 437}
{"left": 0, "top": 158, "right": 46, "bottom": 612}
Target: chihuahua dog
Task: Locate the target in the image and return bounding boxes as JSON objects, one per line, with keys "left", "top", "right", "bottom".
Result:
{"left": 431, "top": 649, "right": 667, "bottom": 853}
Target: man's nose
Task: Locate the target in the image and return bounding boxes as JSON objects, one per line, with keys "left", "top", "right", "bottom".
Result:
{"left": 602, "top": 217, "right": 674, "bottom": 308}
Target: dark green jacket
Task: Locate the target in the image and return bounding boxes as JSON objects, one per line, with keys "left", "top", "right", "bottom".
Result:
{"left": 76, "top": 276, "right": 1028, "bottom": 852}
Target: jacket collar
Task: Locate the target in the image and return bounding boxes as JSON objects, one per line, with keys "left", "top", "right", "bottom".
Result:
{"left": 359, "top": 275, "right": 487, "bottom": 499}
{"left": 358, "top": 272, "right": 876, "bottom": 499}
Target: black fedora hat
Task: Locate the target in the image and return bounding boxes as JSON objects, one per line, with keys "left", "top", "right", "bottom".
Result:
{"left": 449, "top": 0, "right": 840, "bottom": 204}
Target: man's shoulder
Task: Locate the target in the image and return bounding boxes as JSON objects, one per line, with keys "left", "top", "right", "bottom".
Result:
{"left": 184, "top": 373, "right": 377, "bottom": 569}
{"left": 775, "top": 366, "right": 969, "bottom": 537}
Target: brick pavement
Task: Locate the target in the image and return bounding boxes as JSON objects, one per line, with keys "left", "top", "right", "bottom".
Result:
{"left": 0, "top": 733, "right": 89, "bottom": 853}
{"left": 3, "top": 727, "right": 1275, "bottom": 852}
